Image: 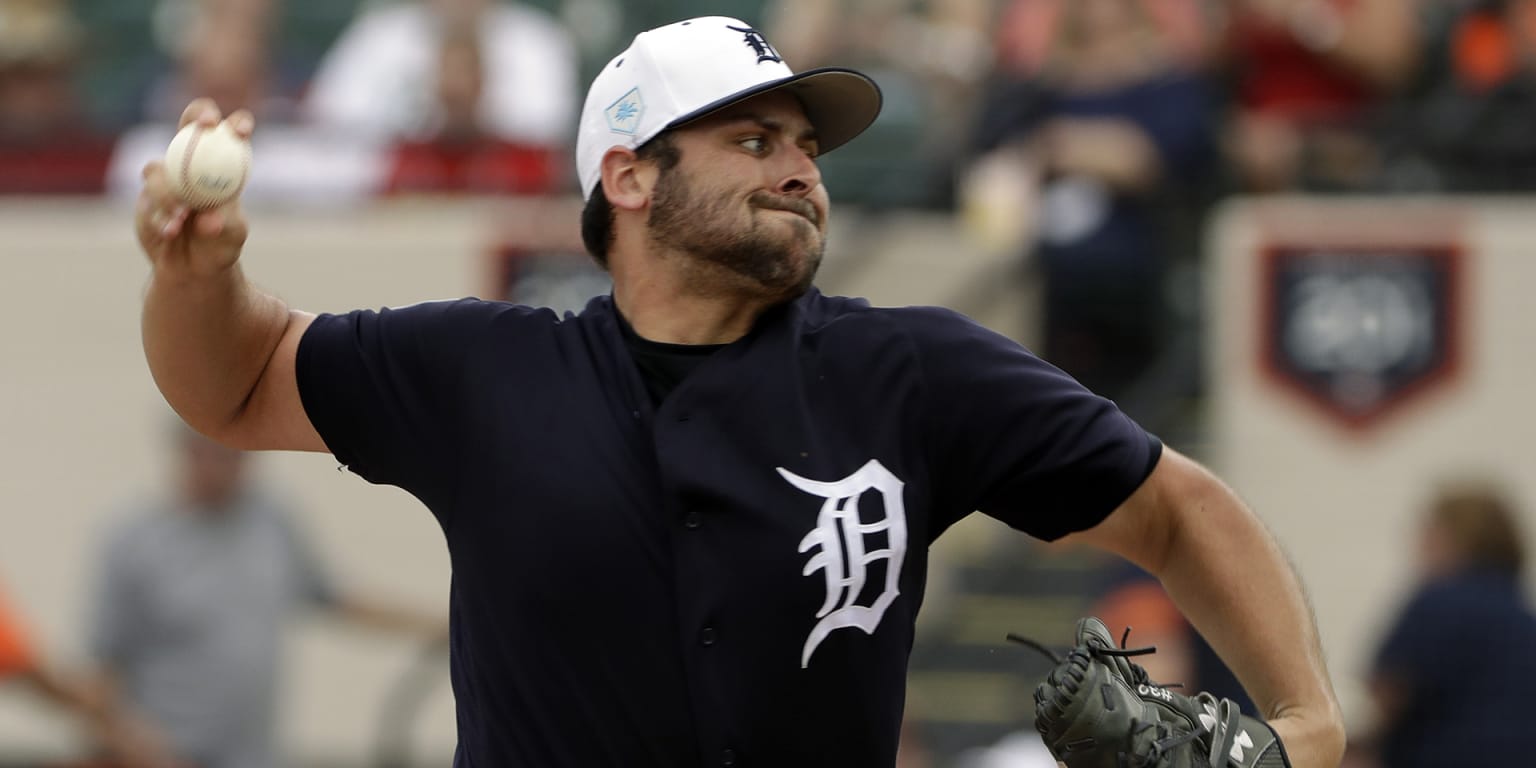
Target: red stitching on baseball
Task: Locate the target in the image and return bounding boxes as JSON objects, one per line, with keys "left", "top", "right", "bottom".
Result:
{"left": 181, "top": 124, "right": 203, "bottom": 200}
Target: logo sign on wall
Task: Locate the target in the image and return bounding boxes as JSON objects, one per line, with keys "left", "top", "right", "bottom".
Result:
{"left": 1261, "top": 244, "right": 1462, "bottom": 430}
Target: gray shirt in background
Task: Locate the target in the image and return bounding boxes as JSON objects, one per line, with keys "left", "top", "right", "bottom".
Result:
{"left": 90, "top": 489, "right": 336, "bottom": 768}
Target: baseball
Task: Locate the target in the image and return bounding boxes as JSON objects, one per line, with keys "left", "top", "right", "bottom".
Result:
{"left": 163, "top": 120, "right": 251, "bottom": 209}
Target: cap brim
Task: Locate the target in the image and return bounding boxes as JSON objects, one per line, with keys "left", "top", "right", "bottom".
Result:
{"left": 665, "top": 67, "right": 883, "bottom": 156}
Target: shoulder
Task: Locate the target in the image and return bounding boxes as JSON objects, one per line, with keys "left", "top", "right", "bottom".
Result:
{"left": 310, "top": 298, "right": 563, "bottom": 340}
{"left": 796, "top": 293, "right": 1034, "bottom": 370}
{"left": 300, "top": 298, "right": 576, "bottom": 393}
{"left": 798, "top": 291, "right": 976, "bottom": 338}
{"left": 868, "top": 303, "right": 1031, "bottom": 360}
{"left": 380, "top": 296, "right": 552, "bottom": 320}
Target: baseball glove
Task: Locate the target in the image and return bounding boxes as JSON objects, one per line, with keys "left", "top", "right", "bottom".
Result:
{"left": 1009, "top": 616, "right": 1291, "bottom": 768}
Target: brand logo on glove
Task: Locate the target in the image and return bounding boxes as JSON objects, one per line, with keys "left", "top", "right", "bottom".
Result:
{"left": 1137, "top": 683, "right": 1174, "bottom": 702}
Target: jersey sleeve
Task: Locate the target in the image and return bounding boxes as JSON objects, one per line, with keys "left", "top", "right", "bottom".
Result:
{"left": 900, "top": 306, "right": 1160, "bottom": 539}
{"left": 296, "top": 298, "right": 529, "bottom": 507}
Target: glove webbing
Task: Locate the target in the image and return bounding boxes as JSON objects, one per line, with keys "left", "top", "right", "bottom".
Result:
{"left": 1011, "top": 632, "right": 1199, "bottom": 767}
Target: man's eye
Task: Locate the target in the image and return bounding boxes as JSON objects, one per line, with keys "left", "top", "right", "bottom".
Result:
{"left": 740, "top": 137, "right": 766, "bottom": 153}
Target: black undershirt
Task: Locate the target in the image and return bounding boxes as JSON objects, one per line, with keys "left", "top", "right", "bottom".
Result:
{"left": 616, "top": 311, "right": 726, "bottom": 405}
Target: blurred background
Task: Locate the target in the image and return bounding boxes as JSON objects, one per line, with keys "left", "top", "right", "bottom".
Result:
{"left": 2, "top": 0, "right": 1534, "bottom": 766}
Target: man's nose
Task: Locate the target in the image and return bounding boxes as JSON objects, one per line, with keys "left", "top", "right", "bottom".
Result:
{"left": 773, "top": 146, "right": 821, "bottom": 196}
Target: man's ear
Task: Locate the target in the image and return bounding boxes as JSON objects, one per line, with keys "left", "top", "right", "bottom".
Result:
{"left": 600, "top": 147, "right": 656, "bottom": 212}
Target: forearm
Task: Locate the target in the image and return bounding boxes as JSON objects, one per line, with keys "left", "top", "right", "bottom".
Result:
{"left": 1042, "top": 118, "right": 1162, "bottom": 194}
{"left": 142, "top": 264, "right": 291, "bottom": 441}
{"left": 22, "top": 664, "right": 108, "bottom": 720}
{"left": 334, "top": 594, "right": 448, "bottom": 637}
{"left": 1155, "top": 468, "right": 1344, "bottom": 765}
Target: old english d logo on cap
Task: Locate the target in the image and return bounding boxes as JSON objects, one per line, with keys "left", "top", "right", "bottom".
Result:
{"left": 575, "top": 16, "right": 884, "bottom": 199}
{"left": 727, "top": 24, "right": 783, "bottom": 63}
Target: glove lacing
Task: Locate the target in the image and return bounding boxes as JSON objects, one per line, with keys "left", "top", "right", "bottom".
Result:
{"left": 1011, "top": 628, "right": 1198, "bottom": 767}
{"left": 1008, "top": 626, "right": 1176, "bottom": 688}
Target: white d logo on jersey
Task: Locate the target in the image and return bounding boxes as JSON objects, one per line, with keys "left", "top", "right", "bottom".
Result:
{"left": 777, "top": 459, "right": 908, "bottom": 668}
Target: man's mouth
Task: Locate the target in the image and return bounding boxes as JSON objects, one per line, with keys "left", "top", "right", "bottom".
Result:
{"left": 752, "top": 195, "right": 819, "bottom": 226}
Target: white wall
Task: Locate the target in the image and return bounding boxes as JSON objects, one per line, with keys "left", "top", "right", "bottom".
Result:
{"left": 0, "top": 198, "right": 493, "bottom": 762}
{"left": 1206, "top": 197, "right": 1536, "bottom": 733}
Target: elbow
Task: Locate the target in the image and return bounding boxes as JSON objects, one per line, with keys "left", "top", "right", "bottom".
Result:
{"left": 1317, "top": 708, "right": 1349, "bottom": 766}
{"left": 1136, "top": 449, "right": 1219, "bottom": 574}
{"left": 166, "top": 401, "right": 252, "bottom": 451}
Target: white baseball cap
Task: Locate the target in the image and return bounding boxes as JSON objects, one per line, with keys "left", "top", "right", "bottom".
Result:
{"left": 576, "top": 16, "right": 883, "bottom": 200}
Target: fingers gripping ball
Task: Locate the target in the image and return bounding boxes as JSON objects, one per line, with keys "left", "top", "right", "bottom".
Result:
{"left": 164, "top": 121, "right": 251, "bottom": 209}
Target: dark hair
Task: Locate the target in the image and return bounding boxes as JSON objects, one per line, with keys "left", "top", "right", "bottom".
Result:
{"left": 1427, "top": 483, "right": 1526, "bottom": 578}
{"left": 580, "top": 132, "right": 681, "bottom": 269}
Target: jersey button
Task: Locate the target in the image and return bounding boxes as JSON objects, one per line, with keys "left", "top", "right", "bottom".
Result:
{"left": 721, "top": 748, "right": 736, "bottom": 766}
{"left": 684, "top": 511, "right": 702, "bottom": 529}
{"left": 700, "top": 626, "right": 717, "bottom": 646}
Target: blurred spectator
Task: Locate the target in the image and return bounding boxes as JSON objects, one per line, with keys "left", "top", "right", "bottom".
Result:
{"left": 304, "top": 0, "right": 575, "bottom": 148}
{"left": 376, "top": 21, "right": 565, "bottom": 195}
{"left": 994, "top": 0, "right": 1215, "bottom": 71}
{"left": 1365, "top": 481, "right": 1536, "bottom": 768}
{"left": 88, "top": 425, "right": 444, "bottom": 768}
{"left": 1214, "top": 0, "right": 1420, "bottom": 192}
{"left": 765, "top": 0, "right": 990, "bottom": 207}
{"left": 307, "top": 0, "right": 592, "bottom": 302}
{"left": 0, "top": 0, "right": 114, "bottom": 193}
{"left": 139, "top": 0, "right": 291, "bottom": 123}
{"left": 0, "top": 0, "right": 82, "bottom": 140}
{"left": 766, "top": 0, "right": 992, "bottom": 107}
{"left": 106, "top": 0, "right": 388, "bottom": 204}
{"left": 109, "top": 0, "right": 576, "bottom": 204}
{"left": 0, "top": 576, "right": 174, "bottom": 765}
{"left": 1380, "top": 0, "right": 1536, "bottom": 192}
{"left": 963, "top": 0, "right": 1216, "bottom": 415}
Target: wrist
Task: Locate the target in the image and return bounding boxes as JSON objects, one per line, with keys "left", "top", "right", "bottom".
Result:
{"left": 1267, "top": 710, "right": 1347, "bottom": 768}
{"left": 150, "top": 257, "right": 244, "bottom": 290}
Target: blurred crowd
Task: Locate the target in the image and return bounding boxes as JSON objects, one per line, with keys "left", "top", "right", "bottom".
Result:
{"left": 8, "top": 0, "right": 1536, "bottom": 200}
{"left": 7, "top": 0, "right": 1536, "bottom": 421}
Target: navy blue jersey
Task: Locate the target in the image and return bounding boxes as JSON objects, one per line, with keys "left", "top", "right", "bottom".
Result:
{"left": 296, "top": 288, "right": 1160, "bottom": 768}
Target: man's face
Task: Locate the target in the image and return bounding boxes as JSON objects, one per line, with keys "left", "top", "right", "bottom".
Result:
{"left": 645, "top": 91, "right": 829, "bottom": 301}
{"left": 180, "top": 433, "right": 246, "bottom": 511}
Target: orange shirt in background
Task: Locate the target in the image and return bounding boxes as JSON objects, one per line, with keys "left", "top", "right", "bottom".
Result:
{"left": 0, "top": 584, "right": 37, "bottom": 679}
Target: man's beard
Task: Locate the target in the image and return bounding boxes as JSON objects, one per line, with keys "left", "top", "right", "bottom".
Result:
{"left": 646, "top": 168, "right": 824, "bottom": 300}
